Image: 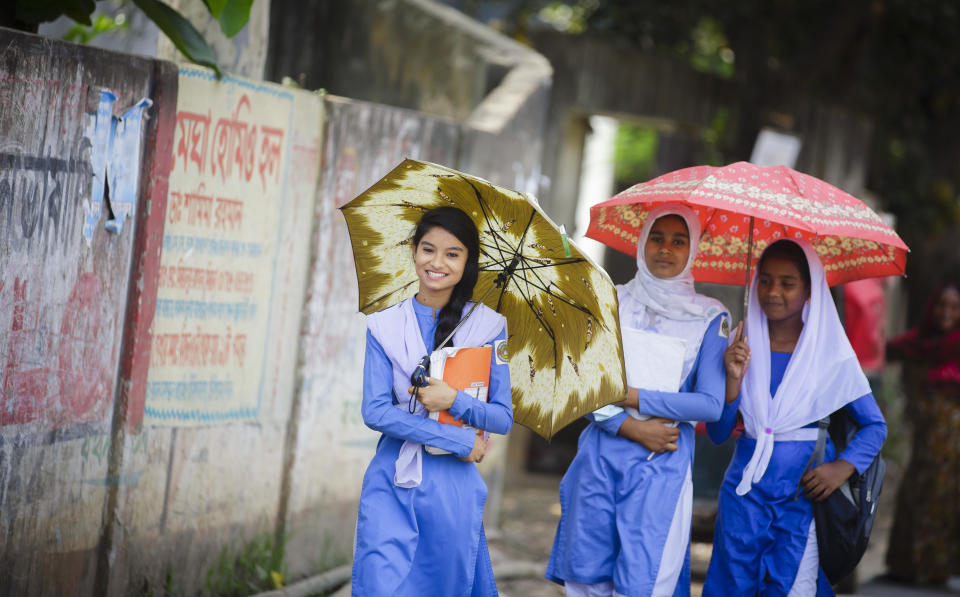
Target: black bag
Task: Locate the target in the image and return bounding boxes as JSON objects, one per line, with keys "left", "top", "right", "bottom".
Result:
{"left": 798, "top": 410, "right": 885, "bottom": 584}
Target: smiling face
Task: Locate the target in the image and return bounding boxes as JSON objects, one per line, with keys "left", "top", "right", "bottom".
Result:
{"left": 413, "top": 226, "right": 468, "bottom": 306}
{"left": 757, "top": 255, "right": 811, "bottom": 325}
{"left": 932, "top": 285, "right": 960, "bottom": 334}
{"left": 643, "top": 214, "right": 691, "bottom": 279}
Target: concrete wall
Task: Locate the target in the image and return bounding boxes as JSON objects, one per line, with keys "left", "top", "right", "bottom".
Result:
{"left": 102, "top": 67, "right": 324, "bottom": 596}
{"left": 0, "top": 29, "right": 174, "bottom": 596}
{"left": 1, "top": 3, "right": 552, "bottom": 590}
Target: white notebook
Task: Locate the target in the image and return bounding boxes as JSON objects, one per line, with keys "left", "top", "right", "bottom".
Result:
{"left": 620, "top": 327, "right": 685, "bottom": 421}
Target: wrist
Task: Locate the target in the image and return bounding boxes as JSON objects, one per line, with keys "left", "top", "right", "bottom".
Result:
{"left": 835, "top": 459, "right": 856, "bottom": 476}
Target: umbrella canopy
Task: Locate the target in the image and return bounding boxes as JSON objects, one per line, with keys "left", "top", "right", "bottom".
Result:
{"left": 587, "top": 162, "right": 909, "bottom": 287}
{"left": 340, "top": 159, "right": 626, "bottom": 439}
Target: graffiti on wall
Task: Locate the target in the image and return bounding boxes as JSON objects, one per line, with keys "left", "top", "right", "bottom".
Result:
{"left": 145, "top": 68, "right": 294, "bottom": 425}
{"left": 0, "top": 70, "right": 152, "bottom": 430}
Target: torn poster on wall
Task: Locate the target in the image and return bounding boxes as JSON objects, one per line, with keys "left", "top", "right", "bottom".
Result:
{"left": 82, "top": 90, "right": 152, "bottom": 241}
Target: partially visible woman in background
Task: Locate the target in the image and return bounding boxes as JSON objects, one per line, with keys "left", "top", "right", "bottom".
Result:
{"left": 885, "top": 280, "right": 960, "bottom": 585}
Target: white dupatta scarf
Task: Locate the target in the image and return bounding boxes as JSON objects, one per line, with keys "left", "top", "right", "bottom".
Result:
{"left": 735, "top": 239, "right": 871, "bottom": 496}
{"left": 618, "top": 203, "right": 727, "bottom": 379}
{"left": 596, "top": 203, "right": 727, "bottom": 422}
{"left": 366, "top": 297, "right": 505, "bottom": 488}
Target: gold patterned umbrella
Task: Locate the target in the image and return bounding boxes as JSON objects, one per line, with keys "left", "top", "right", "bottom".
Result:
{"left": 340, "top": 159, "right": 626, "bottom": 438}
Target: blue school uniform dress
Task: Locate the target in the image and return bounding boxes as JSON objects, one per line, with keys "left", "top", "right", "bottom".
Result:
{"left": 547, "top": 203, "right": 730, "bottom": 597}
{"left": 703, "top": 352, "right": 886, "bottom": 597}
{"left": 702, "top": 239, "right": 887, "bottom": 597}
{"left": 352, "top": 297, "right": 512, "bottom": 597}
{"left": 545, "top": 314, "right": 727, "bottom": 597}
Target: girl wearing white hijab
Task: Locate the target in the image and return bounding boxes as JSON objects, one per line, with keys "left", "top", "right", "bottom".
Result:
{"left": 703, "top": 239, "right": 887, "bottom": 596}
{"left": 547, "top": 203, "right": 730, "bottom": 597}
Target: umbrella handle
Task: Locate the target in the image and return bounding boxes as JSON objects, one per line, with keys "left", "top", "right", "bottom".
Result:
{"left": 741, "top": 217, "right": 755, "bottom": 320}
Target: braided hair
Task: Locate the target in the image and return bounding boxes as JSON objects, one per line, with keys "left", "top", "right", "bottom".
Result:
{"left": 412, "top": 206, "right": 480, "bottom": 350}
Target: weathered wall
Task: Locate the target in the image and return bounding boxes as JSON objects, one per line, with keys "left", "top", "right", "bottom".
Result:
{"left": 2, "top": 2, "right": 553, "bottom": 591}
{"left": 0, "top": 29, "right": 171, "bottom": 596}
{"left": 104, "top": 67, "right": 323, "bottom": 596}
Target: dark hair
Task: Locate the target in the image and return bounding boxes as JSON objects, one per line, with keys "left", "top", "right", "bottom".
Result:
{"left": 412, "top": 206, "right": 480, "bottom": 350}
{"left": 920, "top": 280, "right": 960, "bottom": 336}
{"left": 758, "top": 240, "right": 811, "bottom": 288}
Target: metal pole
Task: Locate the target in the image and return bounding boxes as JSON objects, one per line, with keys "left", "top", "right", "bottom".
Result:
{"left": 741, "top": 216, "right": 755, "bottom": 322}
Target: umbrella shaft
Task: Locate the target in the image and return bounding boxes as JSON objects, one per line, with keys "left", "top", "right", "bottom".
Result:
{"left": 438, "top": 254, "right": 519, "bottom": 350}
{"left": 742, "top": 217, "right": 755, "bottom": 319}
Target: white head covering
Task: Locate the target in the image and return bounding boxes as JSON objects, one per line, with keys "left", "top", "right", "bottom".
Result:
{"left": 735, "top": 238, "right": 871, "bottom": 496}
{"left": 618, "top": 203, "right": 728, "bottom": 379}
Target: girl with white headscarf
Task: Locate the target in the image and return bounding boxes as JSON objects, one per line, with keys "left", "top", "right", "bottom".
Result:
{"left": 703, "top": 239, "right": 887, "bottom": 596}
{"left": 547, "top": 204, "right": 730, "bottom": 597}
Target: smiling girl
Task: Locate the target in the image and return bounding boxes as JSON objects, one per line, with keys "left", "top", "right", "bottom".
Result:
{"left": 351, "top": 206, "right": 512, "bottom": 597}
{"left": 704, "top": 239, "right": 887, "bottom": 596}
{"left": 547, "top": 204, "right": 729, "bottom": 597}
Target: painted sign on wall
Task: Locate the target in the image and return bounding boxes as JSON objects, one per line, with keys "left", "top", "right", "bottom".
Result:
{"left": 145, "top": 68, "right": 294, "bottom": 425}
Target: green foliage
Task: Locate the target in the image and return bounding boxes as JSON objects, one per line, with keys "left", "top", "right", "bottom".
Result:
{"left": 11, "top": 0, "right": 254, "bottom": 77}
{"left": 497, "top": 0, "right": 960, "bottom": 252}
{"left": 131, "top": 0, "right": 221, "bottom": 75}
{"left": 684, "top": 17, "right": 734, "bottom": 79}
{"left": 62, "top": 12, "right": 128, "bottom": 44}
{"left": 137, "top": 563, "right": 184, "bottom": 597}
{"left": 537, "top": 1, "right": 598, "bottom": 34}
{"left": 698, "top": 107, "right": 732, "bottom": 167}
{"left": 612, "top": 124, "right": 658, "bottom": 188}
{"left": 203, "top": 0, "right": 228, "bottom": 18}
{"left": 204, "top": 532, "right": 285, "bottom": 597}
{"left": 216, "top": 0, "right": 254, "bottom": 37}
{"left": 312, "top": 531, "right": 351, "bottom": 573}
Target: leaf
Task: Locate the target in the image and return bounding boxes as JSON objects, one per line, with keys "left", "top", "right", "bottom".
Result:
{"left": 203, "top": 0, "right": 227, "bottom": 18}
{"left": 131, "top": 0, "right": 222, "bottom": 76}
{"left": 217, "top": 0, "right": 254, "bottom": 38}
{"left": 16, "top": 0, "right": 96, "bottom": 25}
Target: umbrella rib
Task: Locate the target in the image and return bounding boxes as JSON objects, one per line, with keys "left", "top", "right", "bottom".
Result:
{"left": 466, "top": 180, "right": 516, "bottom": 268}
{"left": 510, "top": 278, "right": 556, "bottom": 343}
{"left": 512, "top": 261, "right": 598, "bottom": 319}
{"left": 359, "top": 280, "right": 417, "bottom": 312}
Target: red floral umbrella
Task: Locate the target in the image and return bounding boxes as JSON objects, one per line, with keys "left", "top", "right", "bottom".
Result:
{"left": 587, "top": 162, "right": 908, "bottom": 290}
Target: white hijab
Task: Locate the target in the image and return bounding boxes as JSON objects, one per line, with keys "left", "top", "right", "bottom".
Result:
{"left": 735, "top": 238, "right": 871, "bottom": 496}
{"left": 618, "top": 203, "right": 728, "bottom": 379}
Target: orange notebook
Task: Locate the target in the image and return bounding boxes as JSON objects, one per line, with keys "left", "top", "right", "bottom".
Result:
{"left": 425, "top": 345, "right": 492, "bottom": 456}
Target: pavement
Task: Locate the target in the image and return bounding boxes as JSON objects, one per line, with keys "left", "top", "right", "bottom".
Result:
{"left": 488, "top": 472, "right": 960, "bottom": 597}
{"left": 279, "top": 462, "right": 958, "bottom": 596}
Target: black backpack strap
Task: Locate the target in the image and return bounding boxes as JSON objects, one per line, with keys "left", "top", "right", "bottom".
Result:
{"left": 794, "top": 417, "right": 830, "bottom": 501}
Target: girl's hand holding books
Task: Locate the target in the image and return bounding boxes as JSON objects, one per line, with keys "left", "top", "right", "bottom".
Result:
{"left": 409, "top": 377, "right": 458, "bottom": 412}
{"left": 461, "top": 431, "right": 488, "bottom": 463}
{"left": 618, "top": 417, "right": 680, "bottom": 453}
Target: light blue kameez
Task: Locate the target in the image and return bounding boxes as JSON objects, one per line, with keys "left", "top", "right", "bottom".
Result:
{"left": 546, "top": 314, "right": 727, "bottom": 597}
{"left": 352, "top": 298, "right": 512, "bottom": 597}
